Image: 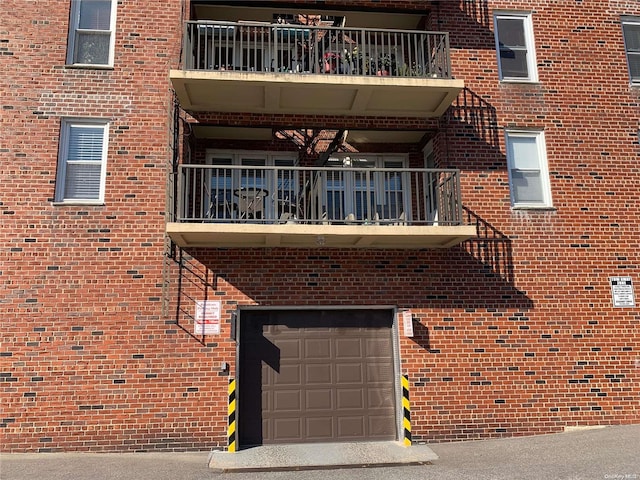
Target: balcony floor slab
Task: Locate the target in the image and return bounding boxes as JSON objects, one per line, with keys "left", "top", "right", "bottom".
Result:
{"left": 170, "top": 70, "right": 463, "bottom": 117}
{"left": 167, "top": 222, "right": 477, "bottom": 249}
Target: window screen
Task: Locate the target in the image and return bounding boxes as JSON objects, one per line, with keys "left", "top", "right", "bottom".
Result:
{"left": 494, "top": 13, "right": 537, "bottom": 82}
{"left": 68, "top": 0, "right": 115, "bottom": 66}
{"left": 56, "top": 120, "right": 108, "bottom": 203}
{"left": 505, "top": 131, "right": 551, "bottom": 207}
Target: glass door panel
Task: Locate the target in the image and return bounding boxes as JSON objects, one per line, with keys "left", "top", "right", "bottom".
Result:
{"left": 353, "top": 159, "right": 376, "bottom": 222}
{"left": 238, "top": 157, "right": 268, "bottom": 220}
{"left": 209, "top": 157, "right": 234, "bottom": 220}
{"left": 378, "top": 160, "right": 406, "bottom": 221}
{"left": 325, "top": 168, "right": 346, "bottom": 221}
{"left": 273, "top": 158, "right": 298, "bottom": 219}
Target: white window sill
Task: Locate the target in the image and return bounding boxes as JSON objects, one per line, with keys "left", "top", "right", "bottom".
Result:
{"left": 500, "top": 79, "right": 540, "bottom": 85}
{"left": 53, "top": 201, "right": 105, "bottom": 206}
{"left": 64, "top": 64, "right": 114, "bottom": 70}
{"left": 511, "top": 205, "right": 556, "bottom": 211}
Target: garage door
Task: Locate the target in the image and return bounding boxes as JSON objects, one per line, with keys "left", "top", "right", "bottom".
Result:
{"left": 238, "top": 309, "right": 397, "bottom": 446}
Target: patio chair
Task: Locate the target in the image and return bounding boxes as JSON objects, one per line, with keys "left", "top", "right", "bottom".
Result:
{"left": 235, "top": 187, "right": 268, "bottom": 220}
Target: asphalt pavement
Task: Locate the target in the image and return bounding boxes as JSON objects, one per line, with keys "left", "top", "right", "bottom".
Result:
{"left": 2, "top": 424, "right": 639, "bottom": 480}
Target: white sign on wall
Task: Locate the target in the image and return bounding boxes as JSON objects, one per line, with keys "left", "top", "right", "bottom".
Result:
{"left": 610, "top": 277, "right": 635, "bottom": 308}
{"left": 401, "top": 310, "right": 414, "bottom": 337}
{"left": 194, "top": 300, "right": 221, "bottom": 335}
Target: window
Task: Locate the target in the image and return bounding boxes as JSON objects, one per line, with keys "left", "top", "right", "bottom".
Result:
{"left": 205, "top": 151, "right": 297, "bottom": 220}
{"left": 55, "top": 119, "right": 109, "bottom": 203}
{"left": 67, "top": 0, "right": 117, "bottom": 66}
{"left": 505, "top": 131, "right": 552, "bottom": 208}
{"left": 494, "top": 12, "right": 538, "bottom": 82}
{"left": 324, "top": 155, "right": 408, "bottom": 222}
{"left": 622, "top": 17, "right": 640, "bottom": 84}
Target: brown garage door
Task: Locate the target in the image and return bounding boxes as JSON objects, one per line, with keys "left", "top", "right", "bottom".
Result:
{"left": 238, "top": 309, "right": 397, "bottom": 446}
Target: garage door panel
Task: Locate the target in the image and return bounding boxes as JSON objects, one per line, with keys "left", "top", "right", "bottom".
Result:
{"left": 304, "top": 337, "right": 331, "bottom": 359}
{"left": 305, "top": 364, "right": 332, "bottom": 384}
{"left": 336, "top": 363, "right": 364, "bottom": 384}
{"left": 337, "top": 416, "right": 366, "bottom": 437}
{"left": 272, "top": 418, "right": 302, "bottom": 441}
{"left": 306, "top": 389, "right": 333, "bottom": 410}
{"left": 276, "top": 338, "right": 302, "bottom": 359}
{"left": 368, "top": 415, "right": 397, "bottom": 436}
{"left": 273, "top": 364, "right": 302, "bottom": 385}
{"left": 336, "top": 388, "right": 365, "bottom": 409}
{"left": 239, "top": 309, "right": 396, "bottom": 445}
{"left": 273, "top": 390, "right": 302, "bottom": 412}
{"left": 366, "top": 363, "right": 394, "bottom": 382}
{"left": 367, "top": 388, "right": 395, "bottom": 408}
{"left": 306, "top": 417, "right": 334, "bottom": 440}
{"left": 335, "top": 338, "right": 363, "bottom": 358}
{"left": 365, "top": 337, "right": 393, "bottom": 357}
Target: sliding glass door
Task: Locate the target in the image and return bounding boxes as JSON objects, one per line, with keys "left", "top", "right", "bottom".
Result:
{"left": 323, "top": 155, "right": 408, "bottom": 223}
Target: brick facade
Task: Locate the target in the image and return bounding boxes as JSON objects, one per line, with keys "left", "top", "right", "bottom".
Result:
{"left": 1, "top": 0, "right": 638, "bottom": 452}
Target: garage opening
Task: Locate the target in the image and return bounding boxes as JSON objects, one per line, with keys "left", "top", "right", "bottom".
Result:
{"left": 238, "top": 308, "right": 397, "bottom": 446}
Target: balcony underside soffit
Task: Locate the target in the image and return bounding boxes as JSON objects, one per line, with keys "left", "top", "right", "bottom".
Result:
{"left": 167, "top": 223, "right": 477, "bottom": 250}
{"left": 171, "top": 72, "right": 463, "bottom": 118}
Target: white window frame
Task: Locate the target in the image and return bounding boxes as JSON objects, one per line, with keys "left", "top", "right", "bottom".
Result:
{"left": 325, "top": 154, "right": 409, "bottom": 222}
{"left": 67, "top": 0, "right": 117, "bottom": 67}
{"left": 493, "top": 12, "right": 538, "bottom": 82}
{"left": 622, "top": 16, "right": 640, "bottom": 85}
{"left": 205, "top": 150, "right": 298, "bottom": 220}
{"left": 505, "top": 130, "right": 552, "bottom": 208}
{"left": 206, "top": 151, "right": 298, "bottom": 185}
{"left": 55, "top": 119, "right": 109, "bottom": 204}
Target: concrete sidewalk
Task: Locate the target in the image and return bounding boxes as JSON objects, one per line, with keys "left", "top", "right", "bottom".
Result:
{"left": 2, "top": 424, "right": 639, "bottom": 480}
{"left": 208, "top": 441, "right": 437, "bottom": 472}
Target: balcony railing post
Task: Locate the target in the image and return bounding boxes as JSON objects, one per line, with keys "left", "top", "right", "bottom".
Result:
{"left": 444, "top": 32, "right": 452, "bottom": 78}
{"left": 454, "top": 170, "right": 463, "bottom": 226}
{"left": 176, "top": 166, "right": 185, "bottom": 221}
{"left": 184, "top": 22, "right": 191, "bottom": 70}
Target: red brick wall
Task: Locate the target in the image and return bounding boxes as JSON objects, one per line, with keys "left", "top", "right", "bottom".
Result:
{"left": 0, "top": 0, "right": 231, "bottom": 452}
{"left": 1, "top": 0, "right": 639, "bottom": 452}
{"left": 417, "top": 0, "right": 640, "bottom": 440}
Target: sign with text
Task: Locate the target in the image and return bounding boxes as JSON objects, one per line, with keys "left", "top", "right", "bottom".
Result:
{"left": 194, "top": 300, "right": 221, "bottom": 335}
{"left": 401, "top": 310, "right": 414, "bottom": 337}
{"left": 610, "top": 276, "right": 635, "bottom": 308}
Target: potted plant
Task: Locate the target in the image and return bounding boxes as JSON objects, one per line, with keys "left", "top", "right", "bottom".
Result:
{"left": 397, "top": 61, "right": 425, "bottom": 77}
{"left": 346, "top": 46, "right": 369, "bottom": 75}
{"left": 375, "top": 53, "right": 396, "bottom": 76}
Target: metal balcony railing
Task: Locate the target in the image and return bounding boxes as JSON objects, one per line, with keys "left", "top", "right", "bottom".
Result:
{"left": 182, "top": 21, "right": 452, "bottom": 78}
{"left": 173, "top": 164, "right": 465, "bottom": 226}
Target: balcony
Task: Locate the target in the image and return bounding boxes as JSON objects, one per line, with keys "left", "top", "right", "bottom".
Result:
{"left": 166, "top": 164, "right": 476, "bottom": 249}
{"left": 170, "top": 21, "right": 464, "bottom": 117}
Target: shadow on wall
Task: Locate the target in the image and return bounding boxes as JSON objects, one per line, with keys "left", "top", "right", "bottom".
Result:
{"left": 168, "top": 240, "right": 531, "bottom": 325}
{"left": 170, "top": 248, "right": 221, "bottom": 345}
{"left": 436, "top": 0, "right": 494, "bottom": 50}
{"left": 448, "top": 87, "right": 500, "bottom": 150}
{"left": 463, "top": 206, "right": 514, "bottom": 284}
{"left": 460, "top": 0, "right": 491, "bottom": 29}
